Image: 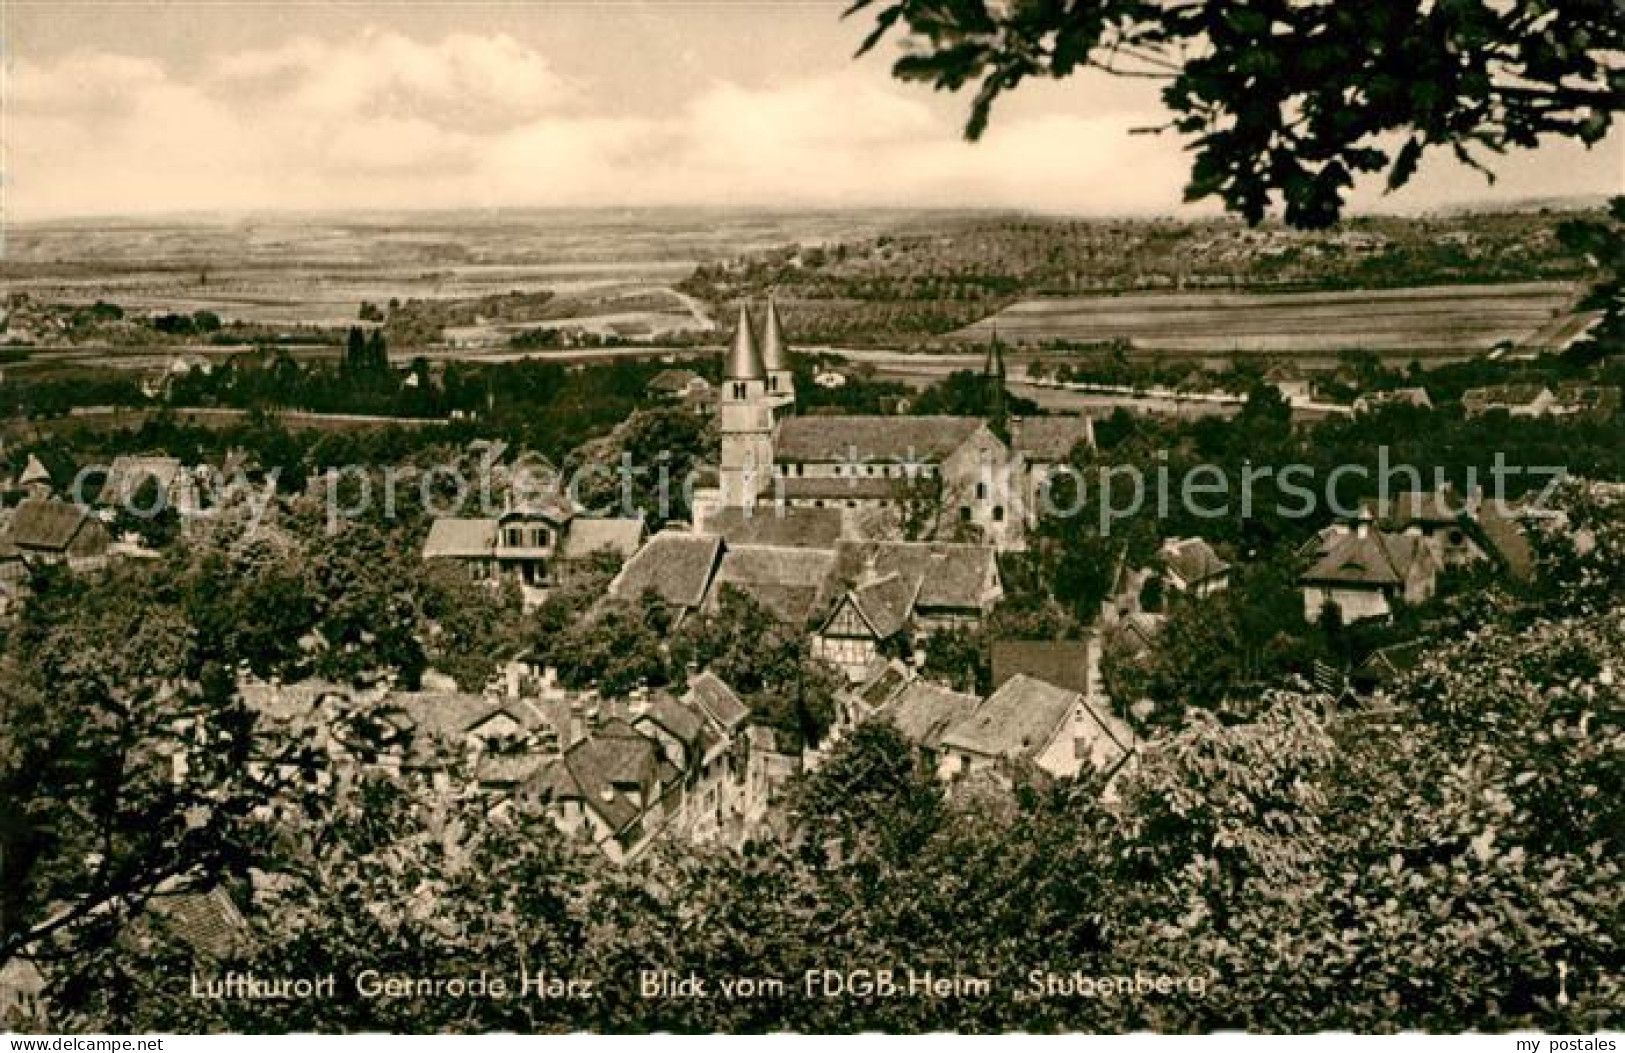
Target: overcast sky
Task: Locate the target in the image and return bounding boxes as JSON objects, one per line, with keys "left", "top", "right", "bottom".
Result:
{"left": 6, "top": 1, "right": 1622, "bottom": 221}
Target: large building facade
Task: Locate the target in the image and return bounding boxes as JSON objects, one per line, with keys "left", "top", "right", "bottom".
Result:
{"left": 704, "top": 301, "right": 1094, "bottom": 552}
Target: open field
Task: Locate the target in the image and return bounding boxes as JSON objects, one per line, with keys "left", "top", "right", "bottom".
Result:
{"left": 953, "top": 282, "right": 1583, "bottom": 357}
{"left": 1, "top": 209, "right": 926, "bottom": 332}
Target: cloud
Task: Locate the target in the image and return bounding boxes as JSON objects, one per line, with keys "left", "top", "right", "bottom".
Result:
{"left": 6, "top": 31, "right": 1618, "bottom": 220}
{"left": 210, "top": 32, "right": 576, "bottom": 132}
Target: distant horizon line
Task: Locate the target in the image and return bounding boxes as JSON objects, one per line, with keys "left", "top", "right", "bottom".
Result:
{"left": 4, "top": 193, "right": 1613, "bottom": 229}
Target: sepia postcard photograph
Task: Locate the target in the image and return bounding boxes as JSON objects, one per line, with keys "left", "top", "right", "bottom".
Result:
{"left": 0, "top": 0, "right": 1621, "bottom": 1040}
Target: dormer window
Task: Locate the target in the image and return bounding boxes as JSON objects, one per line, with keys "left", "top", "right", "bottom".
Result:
{"left": 732, "top": 382, "right": 746, "bottom": 400}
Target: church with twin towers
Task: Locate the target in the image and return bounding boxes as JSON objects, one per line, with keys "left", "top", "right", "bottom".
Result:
{"left": 698, "top": 298, "right": 1096, "bottom": 552}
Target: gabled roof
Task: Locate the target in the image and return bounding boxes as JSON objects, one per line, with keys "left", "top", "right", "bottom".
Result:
{"left": 991, "top": 639, "right": 1096, "bottom": 697}
{"left": 847, "top": 572, "right": 921, "bottom": 641}
{"left": 609, "top": 531, "right": 725, "bottom": 609}
{"left": 853, "top": 660, "right": 911, "bottom": 708}
{"left": 827, "top": 540, "right": 999, "bottom": 613}
{"left": 560, "top": 518, "right": 646, "bottom": 560}
{"left": 6, "top": 498, "right": 95, "bottom": 553}
{"left": 19, "top": 454, "right": 53, "bottom": 488}
{"left": 422, "top": 517, "right": 499, "bottom": 559}
{"left": 939, "top": 674, "right": 1076, "bottom": 760}
{"left": 878, "top": 681, "right": 980, "bottom": 750}
{"left": 685, "top": 671, "right": 749, "bottom": 731}
{"left": 1160, "top": 537, "right": 1230, "bottom": 586}
{"left": 1301, "top": 528, "right": 1431, "bottom": 588}
{"left": 556, "top": 722, "right": 664, "bottom": 832}
{"left": 1012, "top": 416, "right": 1095, "bottom": 463}
{"left": 706, "top": 544, "right": 837, "bottom": 624}
{"left": 1355, "top": 640, "right": 1429, "bottom": 686}
{"left": 775, "top": 415, "right": 987, "bottom": 463}
{"left": 705, "top": 506, "right": 843, "bottom": 549}
{"left": 636, "top": 697, "right": 710, "bottom": 753}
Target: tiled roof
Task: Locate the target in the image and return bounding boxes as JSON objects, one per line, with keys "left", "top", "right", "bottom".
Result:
{"left": 849, "top": 573, "right": 920, "bottom": 640}
{"left": 609, "top": 531, "right": 724, "bottom": 609}
{"left": 422, "top": 517, "right": 499, "bottom": 559}
{"left": 991, "top": 639, "right": 1097, "bottom": 697}
{"left": 704, "top": 505, "right": 843, "bottom": 549}
{"left": 827, "top": 541, "right": 999, "bottom": 613}
{"left": 560, "top": 518, "right": 646, "bottom": 560}
{"left": 1301, "top": 529, "right": 1430, "bottom": 588}
{"left": 854, "top": 660, "right": 911, "bottom": 707}
{"left": 879, "top": 681, "right": 980, "bottom": 750}
{"left": 940, "top": 674, "right": 1076, "bottom": 759}
{"left": 637, "top": 697, "right": 708, "bottom": 750}
{"left": 558, "top": 722, "right": 663, "bottom": 832}
{"left": 775, "top": 415, "right": 985, "bottom": 463}
{"left": 706, "top": 544, "right": 837, "bottom": 624}
{"left": 685, "top": 671, "right": 749, "bottom": 730}
{"left": 6, "top": 498, "right": 95, "bottom": 553}
{"left": 474, "top": 751, "right": 552, "bottom": 786}
{"left": 1012, "top": 416, "right": 1095, "bottom": 462}
{"left": 1161, "top": 537, "right": 1230, "bottom": 586}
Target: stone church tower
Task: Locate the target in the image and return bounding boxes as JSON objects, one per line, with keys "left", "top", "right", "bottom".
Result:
{"left": 718, "top": 304, "right": 778, "bottom": 508}
{"left": 760, "top": 296, "right": 797, "bottom": 412}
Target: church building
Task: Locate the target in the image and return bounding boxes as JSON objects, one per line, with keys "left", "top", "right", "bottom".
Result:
{"left": 699, "top": 300, "right": 1095, "bottom": 552}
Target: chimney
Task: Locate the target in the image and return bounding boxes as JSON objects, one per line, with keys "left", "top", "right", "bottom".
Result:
{"left": 1009, "top": 416, "right": 1024, "bottom": 452}
{"left": 1354, "top": 508, "right": 1374, "bottom": 539}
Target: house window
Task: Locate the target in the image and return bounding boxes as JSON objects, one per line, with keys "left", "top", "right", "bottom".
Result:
{"left": 976, "top": 482, "right": 987, "bottom": 500}
{"left": 993, "top": 506, "right": 1004, "bottom": 522}
{"left": 960, "top": 507, "right": 972, "bottom": 522}
{"left": 732, "top": 383, "right": 746, "bottom": 400}
{"left": 506, "top": 528, "right": 522, "bottom": 547}
{"left": 834, "top": 465, "right": 843, "bottom": 477}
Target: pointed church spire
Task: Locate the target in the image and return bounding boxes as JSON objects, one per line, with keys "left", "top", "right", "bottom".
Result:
{"left": 725, "top": 303, "right": 765, "bottom": 381}
{"left": 983, "top": 325, "right": 1006, "bottom": 381}
{"left": 984, "top": 327, "right": 1007, "bottom": 429}
{"left": 761, "top": 295, "right": 791, "bottom": 374}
